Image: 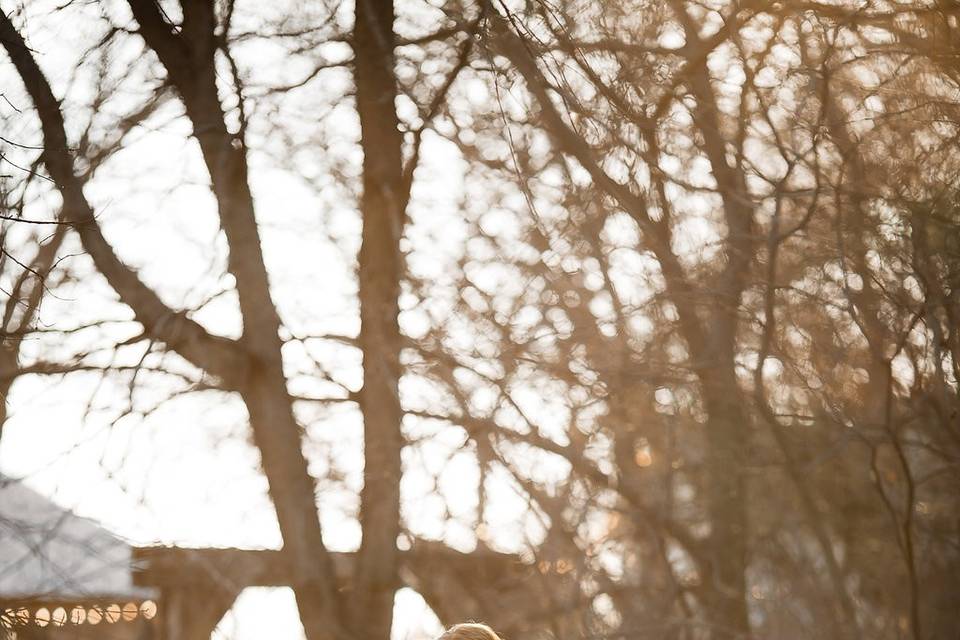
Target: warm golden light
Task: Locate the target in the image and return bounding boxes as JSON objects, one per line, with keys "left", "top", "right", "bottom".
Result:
{"left": 140, "top": 601, "right": 158, "bottom": 620}
{"left": 70, "top": 607, "right": 87, "bottom": 625}
{"left": 34, "top": 608, "right": 49, "bottom": 627}
{"left": 635, "top": 449, "right": 653, "bottom": 467}
{"left": 51, "top": 607, "right": 67, "bottom": 626}
{"left": 87, "top": 607, "right": 102, "bottom": 625}
{"left": 105, "top": 603, "right": 122, "bottom": 623}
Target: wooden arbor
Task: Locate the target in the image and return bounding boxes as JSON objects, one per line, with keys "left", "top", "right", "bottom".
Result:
{"left": 132, "top": 543, "right": 556, "bottom": 640}
{"left": 0, "top": 475, "right": 574, "bottom": 640}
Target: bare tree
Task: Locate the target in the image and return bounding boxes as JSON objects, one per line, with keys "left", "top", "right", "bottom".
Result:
{"left": 0, "top": 1, "right": 480, "bottom": 638}
{"left": 1, "top": 1, "right": 958, "bottom": 640}
{"left": 403, "top": 1, "right": 960, "bottom": 638}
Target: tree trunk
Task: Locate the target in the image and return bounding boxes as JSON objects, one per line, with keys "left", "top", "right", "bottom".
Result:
{"left": 121, "top": 4, "right": 349, "bottom": 639}
{"left": 700, "top": 364, "right": 751, "bottom": 639}
{"left": 353, "top": 0, "right": 405, "bottom": 638}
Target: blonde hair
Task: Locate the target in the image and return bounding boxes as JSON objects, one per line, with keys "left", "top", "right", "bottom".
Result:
{"left": 438, "top": 623, "right": 503, "bottom": 640}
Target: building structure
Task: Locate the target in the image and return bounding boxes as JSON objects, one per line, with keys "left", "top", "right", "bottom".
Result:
{"left": 0, "top": 477, "right": 157, "bottom": 639}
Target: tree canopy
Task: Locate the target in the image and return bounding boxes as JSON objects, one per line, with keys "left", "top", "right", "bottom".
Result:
{"left": 0, "top": 1, "right": 957, "bottom": 639}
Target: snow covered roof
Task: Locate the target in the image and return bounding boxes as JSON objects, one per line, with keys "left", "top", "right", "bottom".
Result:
{"left": 0, "top": 476, "right": 157, "bottom": 602}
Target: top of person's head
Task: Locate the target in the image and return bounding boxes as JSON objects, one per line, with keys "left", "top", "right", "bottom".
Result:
{"left": 438, "top": 623, "right": 503, "bottom": 640}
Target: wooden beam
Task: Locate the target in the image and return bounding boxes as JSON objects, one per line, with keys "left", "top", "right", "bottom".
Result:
{"left": 133, "top": 547, "right": 352, "bottom": 589}
{"left": 132, "top": 544, "right": 526, "bottom": 591}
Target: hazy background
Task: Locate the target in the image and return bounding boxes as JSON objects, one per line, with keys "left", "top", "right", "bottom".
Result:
{"left": 1, "top": 1, "right": 958, "bottom": 639}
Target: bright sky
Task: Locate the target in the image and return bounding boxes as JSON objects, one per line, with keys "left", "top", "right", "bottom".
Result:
{"left": 0, "top": 1, "right": 528, "bottom": 638}
{"left": 0, "top": 0, "right": 727, "bottom": 636}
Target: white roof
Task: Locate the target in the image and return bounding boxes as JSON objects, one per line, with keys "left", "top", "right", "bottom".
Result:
{"left": 0, "top": 476, "right": 157, "bottom": 601}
